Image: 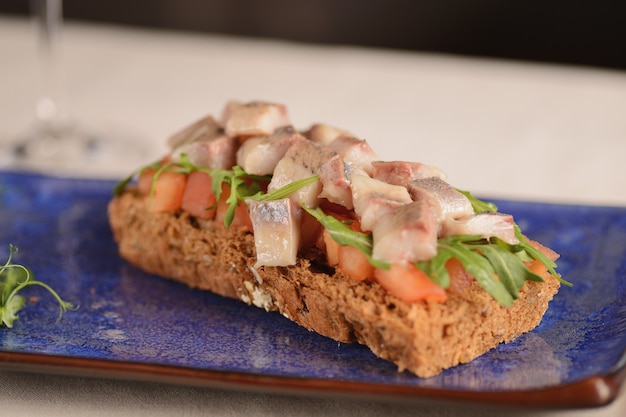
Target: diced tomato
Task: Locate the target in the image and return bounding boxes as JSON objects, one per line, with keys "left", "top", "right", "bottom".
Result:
{"left": 374, "top": 263, "right": 447, "bottom": 303}
{"left": 319, "top": 210, "right": 356, "bottom": 268}
{"left": 299, "top": 209, "right": 323, "bottom": 252}
{"left": 322, "top": 229, "right": 340, "bottom": 266}
{"left": 521, "top": 237, "right": 559, "bottom": 279}
{"left": 527, "top": 260, "right": 547, "bottom": 278}
{"left": 333, "top": 216, "right": 373, "bottom": 281}
{"left": 181, "top": 171, "right": 217, "bottom": 220}
{"left": 338, "top": 245, "right": 374, "bottom": 281}
{"left": 445, "top": 258, "right": 474, "bottom": 296}
{"left": 137, "top": 168, "right": 157, "bottom": 196}
{"left": 318, "top": 211, "right": 374, "bottom": 281}
{"left": 527, "top": 238, "right": 560, "bottom": 262}
{"left": 527, "top": 258, "right": 559, "bottom": 280}
{"left": 148, "top": 170, "right": 187, "bottom": 213}
{"left": 215, "top": 184, "right": 253, "bottom": 231}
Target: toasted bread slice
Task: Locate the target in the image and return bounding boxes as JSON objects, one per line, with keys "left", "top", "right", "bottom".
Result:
{"left": 108, "top": 189, "right": 560, "bottom": 377}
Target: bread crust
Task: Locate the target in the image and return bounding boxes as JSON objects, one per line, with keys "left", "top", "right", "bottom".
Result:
{"left": 108, "top": 189, "right": 560, "bottom": 377}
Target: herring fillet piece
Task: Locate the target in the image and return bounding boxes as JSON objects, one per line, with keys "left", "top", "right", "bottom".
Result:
{"left": 267, "top": 140, "right": 336, "bottom": 208}
{"left": 304, "top": 123, "right": 355, "bottom": 146}
{"left": 408, "top": 177, "right": 474, "bottom": 221}
{"left": 166, "top": 114, "right": 238, "bottom": 169}
{"left": 317, "top": 155, "right": 354, "bottom": 209}
{"left": 172, "top": 134, "right": 239, "bottom": 169}
{"left": 236, "top": 126, "right": 308, "bottom": 175}
{"left": 349, "top": 173, "right": 412, "bottom": 231}
{"left": 247, "top": 197, "right": 302, "bottom": 267}
{"left": 443, "top": 212, "right": 519, "bottom": 244}
{"left": 221, "top": 101, "right": 290, "bottom": 137}
{"left": 167, "top": 114, "right": 222, "bottom": 149}
{"left": 372, "top": 199, "right": 439, "bottom": 263}
{"left": 327, "top": 135, "right": 379, "bottom": 175}
{"left": 371, "top": 160, "right": 446, "bottom": 185}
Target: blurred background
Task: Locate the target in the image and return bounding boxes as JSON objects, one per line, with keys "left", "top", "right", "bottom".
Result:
{"left": 1, "top": 0, "right": 625, "bottom": 72}
{"left": 2, "top": 0, "right": 625, "bottom": 203}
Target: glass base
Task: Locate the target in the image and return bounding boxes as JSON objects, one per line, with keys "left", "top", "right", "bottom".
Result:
{"left": 1, "top": 123, "right": 154, "bottom": 179}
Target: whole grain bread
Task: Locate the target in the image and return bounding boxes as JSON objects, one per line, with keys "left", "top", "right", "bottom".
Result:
{"left": 108, "top": 188, "right": 560, "bottom": 377}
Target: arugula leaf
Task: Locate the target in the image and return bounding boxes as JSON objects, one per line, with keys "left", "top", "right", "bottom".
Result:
{"left": 0, "top": 245, "right": 77, "bottom": 328}
{"left": 426, "top": 236, "right": 515, "bottom": 306}
{"left": 415, "top": 230, "right": 564, "bottom": 306}
{"left": 207, "top": 168, "right": 232, "bottom": 202}
{"left": 114, "top": 157, "right": 566, "bottom": 306}
{"left": 115, "top": 156, "right": 272, "bottom": 228}
{"left": 448, "top": 191, "right": 567, "bottom": 296}
{"left": 247, "top": 176, "right": 320, "bottom": 202}
{"left": 115, "top": 158, "right": 319, "bottom": 229}
{"left": 415, "top": 248, "right": 454, "bottom": 289}
{"left": 457, "top": 190, "right": 568, "bottom": 286}
{"left": 303, "top": 206, "right": 391, "bottom": 270}
{"left": 450, "top": 242, "right": 515, "bottom": 306}
{"left": 112, "top": 160, "right": 163, "bottom": 197}
{"left": 472, "top": 242, "right": 540, "bottom": 297}
{"left": 224, "top": 168, "right": 250, "bottom": 227}
{"left": 457, "top": 188, "right": 498, "bottom": 213}
{"left": 513, "top": 225, "right": 570, "bottom": 286}
{"left": 113, "top": 173, "right": 135, "bottom": 197}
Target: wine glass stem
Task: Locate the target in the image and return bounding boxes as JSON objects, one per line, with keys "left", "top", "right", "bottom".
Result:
{"left": 32, "top": 0, "right": 67, "bottom": 133}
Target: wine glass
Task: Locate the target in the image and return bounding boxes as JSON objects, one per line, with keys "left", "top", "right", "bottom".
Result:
{"left": 1, "top": 0, "right": 150, "bottom": 178}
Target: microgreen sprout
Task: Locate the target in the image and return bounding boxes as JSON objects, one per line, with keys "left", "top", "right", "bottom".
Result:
{"left": 0, "top": 244, "right": 77, "bottom": 328}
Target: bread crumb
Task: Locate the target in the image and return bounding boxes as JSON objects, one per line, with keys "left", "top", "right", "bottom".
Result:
{"left": 247, "top": 264, "right": 263, "bottom": 284}
{"left": 244, "top": 281, "right": 274, "bottom": 311}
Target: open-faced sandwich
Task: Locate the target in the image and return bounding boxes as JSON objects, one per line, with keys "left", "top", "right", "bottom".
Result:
{"left": 108, "top": 100, "right": 565, "bottom": 377}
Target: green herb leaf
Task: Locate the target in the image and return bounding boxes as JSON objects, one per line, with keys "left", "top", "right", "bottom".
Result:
{"left": 247, "top": 176, "right": 320, "bottom": 202}
{"left": 436, "top": 236, "right": 516, "bottom": 306}
{"left": 1, "top": 292, "right": 26, "bottom": 328}
{"left": 415, "top": 249, "right": 454, "bottom": 288}
{"left": 0, "top": 245, "right": 77, "bottom": 328}
{"left": 114, "top": 155, "right": 273, "bottom": 228}
{"left": 473, "top": 243, "right": 537, "bottom": 298}
{"left": 457, "top": 189, "right": 498, "bottom": 213}
{"left": 224, "top": 168, "right": 248, "bottom": 227}
{"left": 112, "top": 160, "right": 163, "bottom": 196}
{"left": 113, "top": 173, "right": 135, "bottom": 197}
{"left": 514, "top": 225, "right": 570, "bottom": 286}
{"left": 215, "top": 166, "right": 266, "bottom": 228}
{"left": 208, "top": 168, "right": 232, "bottom": 202}
{"left": 303, "top": 206, "right": 391, "bottom": 270}
{"left": 415, "top": 231, "right": 563, "bottom": 307}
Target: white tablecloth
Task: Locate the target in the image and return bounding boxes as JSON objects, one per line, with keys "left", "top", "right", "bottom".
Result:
{"left": 1, "top": 15, "right": 625, "bottom": 416}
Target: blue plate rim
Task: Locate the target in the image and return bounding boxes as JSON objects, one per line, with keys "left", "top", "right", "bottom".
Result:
{"left": 0, "top": 349, "right": 623, "bottom": 409}
{"left": 1, "top": 169, "right": 625, "bottom": 409}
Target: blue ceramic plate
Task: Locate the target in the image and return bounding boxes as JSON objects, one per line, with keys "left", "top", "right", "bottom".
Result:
{"left": 0, "top": 171, "right": 624, "bottom": 408}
